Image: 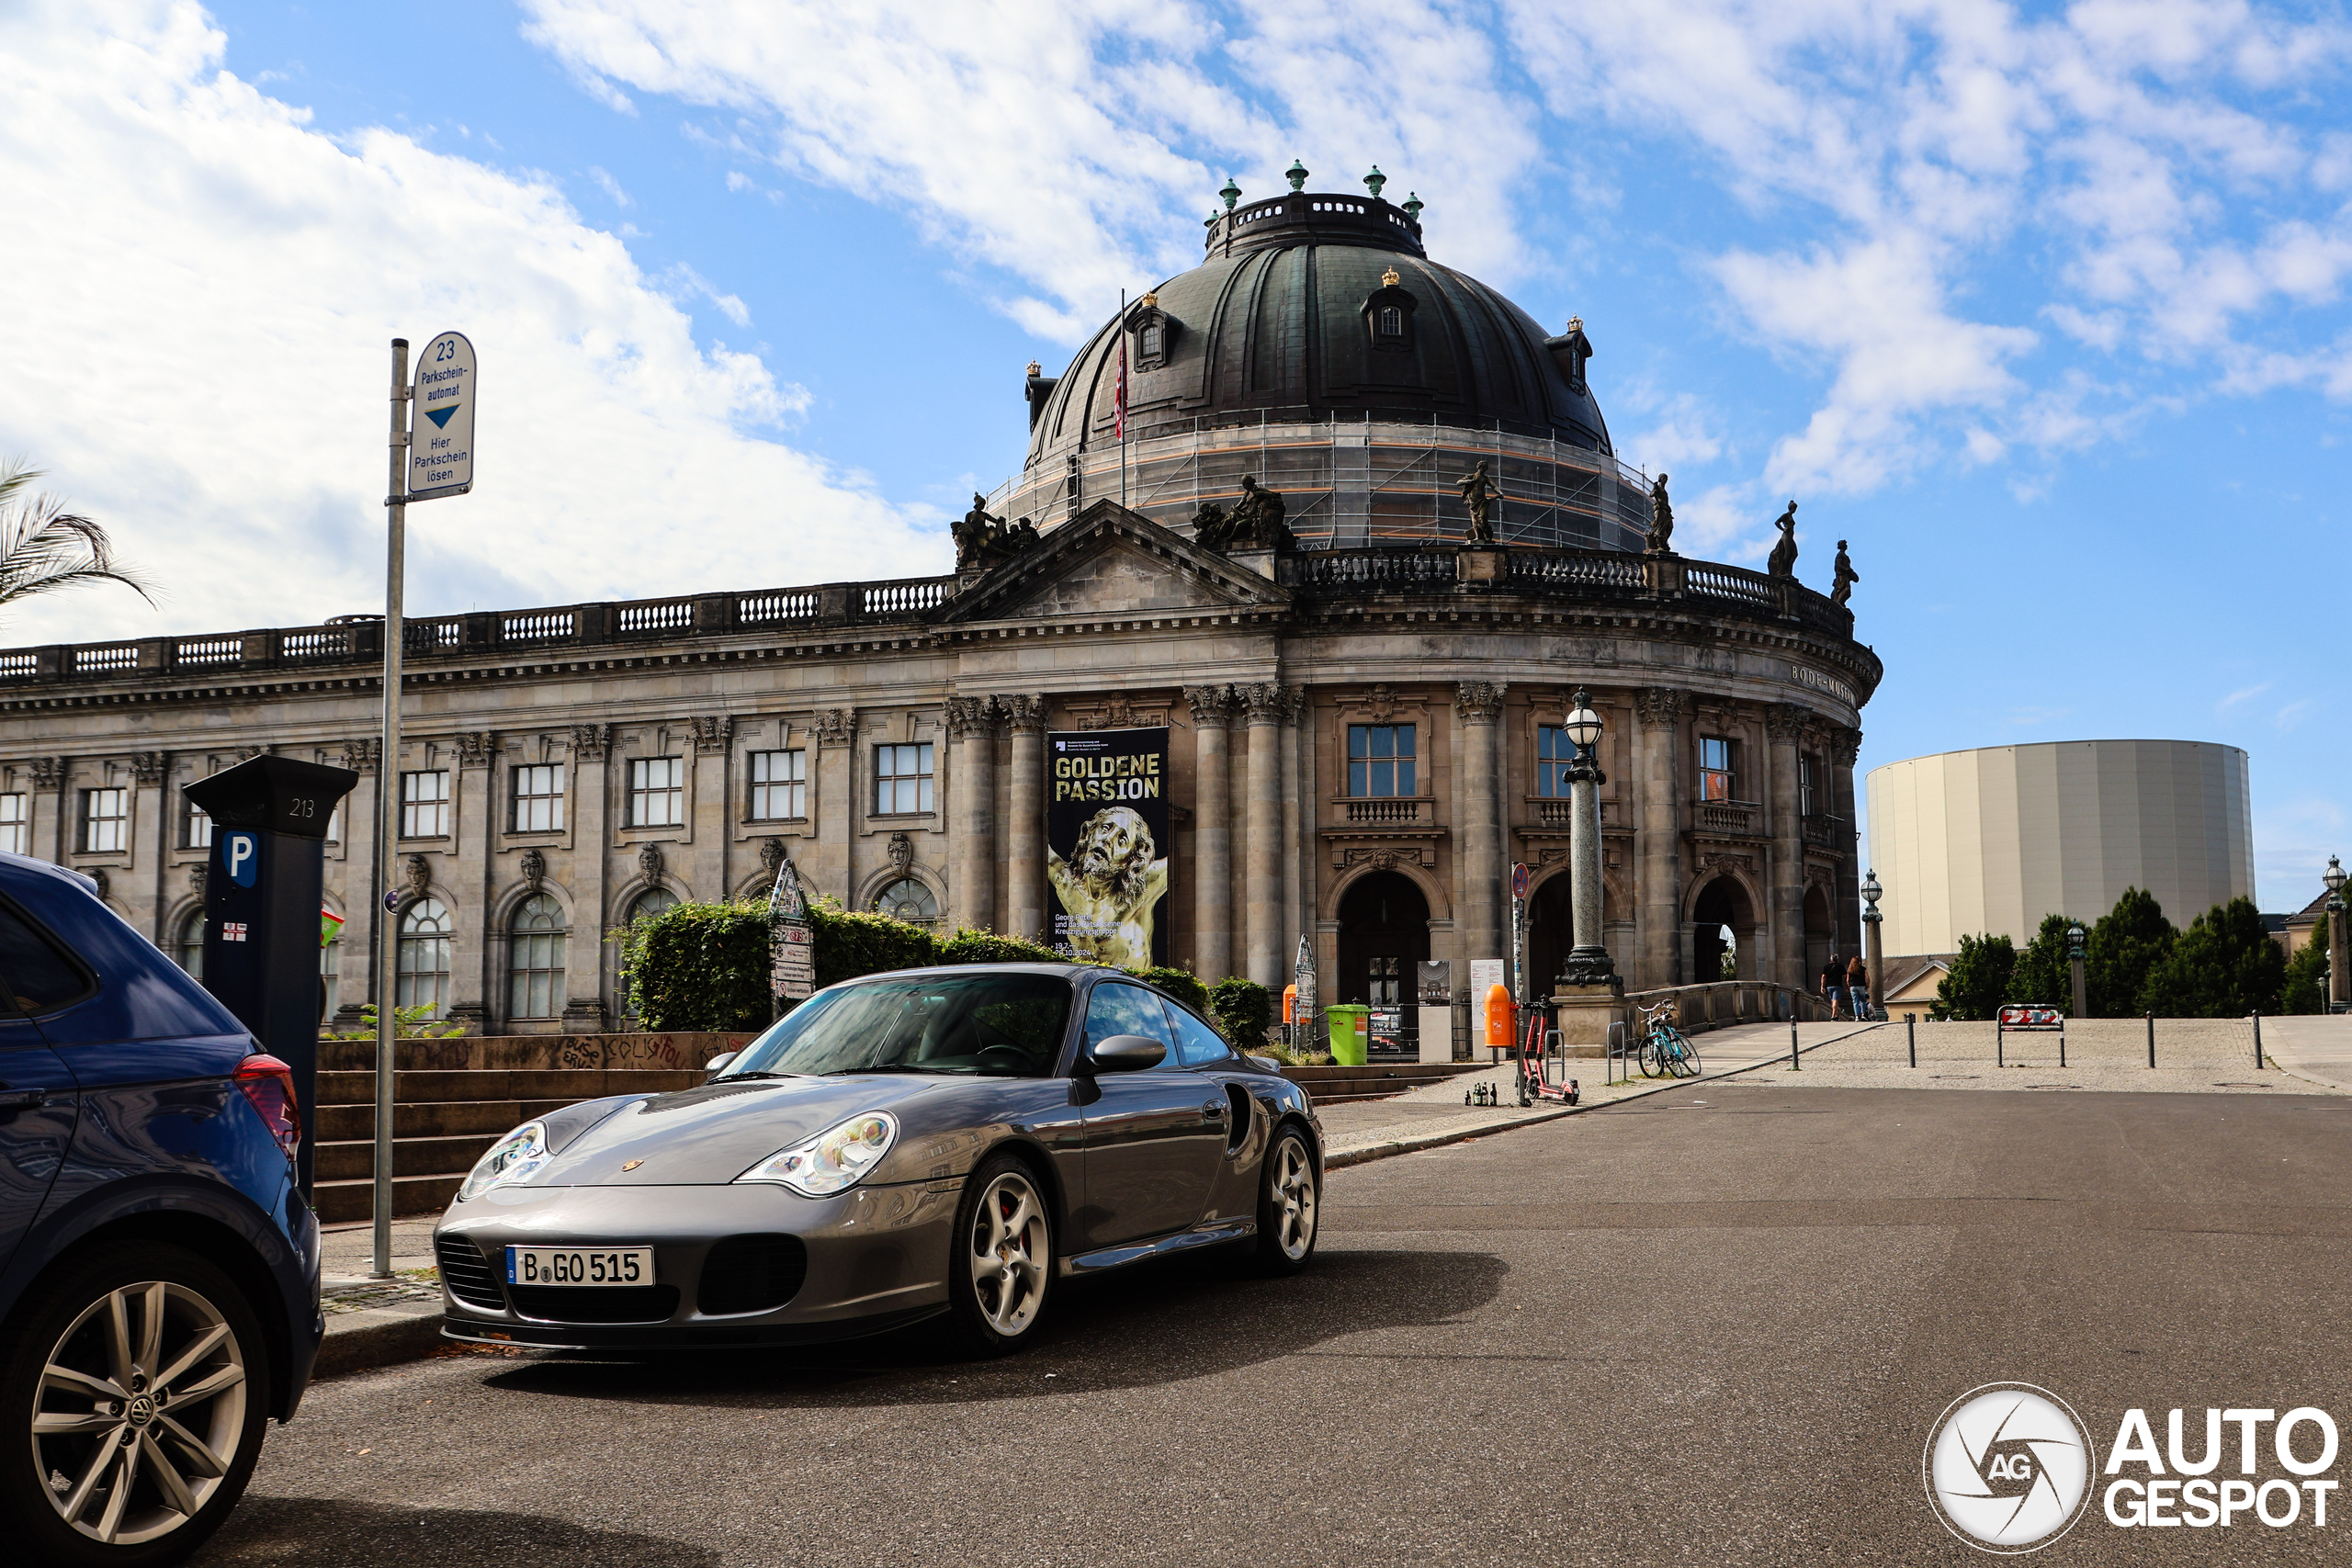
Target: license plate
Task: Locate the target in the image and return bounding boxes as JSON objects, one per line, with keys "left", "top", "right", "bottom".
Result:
{"left": 504, "top": 1245, "right": 653, "bottom": 1287}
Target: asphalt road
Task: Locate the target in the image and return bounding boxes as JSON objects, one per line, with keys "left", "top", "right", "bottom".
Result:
{"left": 195, "top": 1085, "right": 2352, "bottom": 1566}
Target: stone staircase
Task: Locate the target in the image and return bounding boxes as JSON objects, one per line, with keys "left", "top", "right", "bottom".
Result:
{"left": 311, "top": 1032, "right": 748, "bottom": 1224}
{"left": 1282, "top": 1062, "right": 1487, "bottom": 1105}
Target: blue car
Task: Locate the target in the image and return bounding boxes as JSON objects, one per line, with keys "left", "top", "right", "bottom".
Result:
{"left": 0, "top": 852, "right": 318, "bottom": 1566}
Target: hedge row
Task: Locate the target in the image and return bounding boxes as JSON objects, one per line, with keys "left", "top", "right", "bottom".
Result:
{"left": 617, "top": 897, "right": 1270, "bottom": 1043}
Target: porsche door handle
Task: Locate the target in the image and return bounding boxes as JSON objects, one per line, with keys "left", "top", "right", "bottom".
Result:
{"left": 0, "top": 1087, "right": 46, "bottom": 1110}
{"left": 1201, "top": 1100, "right": 1226, "bottom": 1121}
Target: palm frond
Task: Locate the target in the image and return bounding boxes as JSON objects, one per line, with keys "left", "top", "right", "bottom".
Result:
{"left": 0, "top": 469, "right": 154, "bottom": 615}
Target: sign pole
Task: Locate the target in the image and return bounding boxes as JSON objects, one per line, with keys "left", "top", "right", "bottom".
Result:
{"left": 373, "top": 339, "right": 410, "bottom": 1280}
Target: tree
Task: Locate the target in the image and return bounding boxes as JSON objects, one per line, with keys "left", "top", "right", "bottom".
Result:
{"left": 1929, "top": 933, "right": 2016, "bottom": 1021}
{"left": 2138, "top": 898, "right": 2287, "bottom": 1018}
{"left": 2086, "top": 886, "right": 2175, "bottom": 1017}
{"left": 2281, "top": 930, "right": 2331, "bottom": 1015}
{"left": 0, "top": 460, "right": 151, "bottom": 623}
{"left": 2009, "top": 914, "right": 2084, "bottom": 1010}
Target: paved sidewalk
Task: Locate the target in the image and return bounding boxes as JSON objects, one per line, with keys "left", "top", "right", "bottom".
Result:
{"left": 2259, "top": 1011, "right": 2352, "bottom": 1090}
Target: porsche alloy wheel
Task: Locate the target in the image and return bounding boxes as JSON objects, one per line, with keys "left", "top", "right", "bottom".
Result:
{"left": 950, "top": 1157, "right": 1054, "bottom": 1354}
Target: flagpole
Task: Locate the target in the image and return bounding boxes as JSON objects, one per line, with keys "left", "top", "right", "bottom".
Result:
{"left": 1118, "top": 288, "right": 1128, "bottom": 507}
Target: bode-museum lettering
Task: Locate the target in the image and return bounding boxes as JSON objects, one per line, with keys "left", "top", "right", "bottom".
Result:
{"left": 1054, "top": 753, "right": 1162, "bottom": 803}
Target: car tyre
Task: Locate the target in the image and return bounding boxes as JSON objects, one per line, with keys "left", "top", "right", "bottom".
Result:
{"left": 1250, "top": 1124, "right": 1320, "bottom": 1276}
{"left": 946, "top": 1155, "right": 1055, "bottom": 1356}
{"left": 0, "top": 1241, "right": 272, "bottom": 1568}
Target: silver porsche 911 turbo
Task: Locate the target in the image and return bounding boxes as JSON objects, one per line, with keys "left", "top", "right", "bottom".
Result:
{"left": 432, "top": 964, "right": 1322, "bottom": 1355}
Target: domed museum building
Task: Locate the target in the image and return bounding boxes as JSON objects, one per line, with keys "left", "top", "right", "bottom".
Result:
{"left": 0, "top": 171, "right": 1881, "bottom": 1046}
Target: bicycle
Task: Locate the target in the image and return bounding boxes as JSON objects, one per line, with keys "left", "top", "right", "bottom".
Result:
{"left": 1635, "top": 1001, "right": 1702, "bottom": 1079}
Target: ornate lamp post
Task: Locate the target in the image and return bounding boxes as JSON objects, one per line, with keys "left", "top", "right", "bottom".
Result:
{"left": 1558, "top": 690, "right": 1615, "bottom": 988}
{"left": 2325, "top": 856, "right": 2346, "bottom": 1014}
{"left": 1859, "top": 869, "right": 1884, "bottom": 1021}
{"left": 2066, "top": 921, "right": 2088, "bottom": 1019}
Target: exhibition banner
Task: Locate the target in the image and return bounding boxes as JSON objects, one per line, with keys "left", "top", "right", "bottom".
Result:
{"left": 1046, "top": 727, "right": 1170, "bottom": 968}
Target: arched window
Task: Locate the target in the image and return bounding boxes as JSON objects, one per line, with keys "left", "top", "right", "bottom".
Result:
{"left": 627, "top": 887, "right": 678, "bottom": 925}
{"left": 874, "top": 878, "right": 937, "bottom": 926}
{"left": 509, "top": 894, "right": 566, "bottom": 1021}
{"left": 175, "top": 908, "right": 204, "bottom": 979}
{"left": 396, "top": 897, "right": 452, "bottom": 1014}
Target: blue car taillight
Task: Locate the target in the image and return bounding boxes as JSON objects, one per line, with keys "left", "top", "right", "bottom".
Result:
{"left": 235, "top": 1053, "right": 300, "bottom": 1160}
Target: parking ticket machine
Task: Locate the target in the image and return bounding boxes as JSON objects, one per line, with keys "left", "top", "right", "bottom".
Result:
{"left": 185, "top": 754, "right": 359, "bottom": 1201}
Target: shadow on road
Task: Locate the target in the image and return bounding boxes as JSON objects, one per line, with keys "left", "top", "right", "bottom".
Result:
{"left": 196, "top": 1496, "right": 718, "bottom": 1567}
{"left": 482, "top": 1246, "right": 1505, "bottom": 1408}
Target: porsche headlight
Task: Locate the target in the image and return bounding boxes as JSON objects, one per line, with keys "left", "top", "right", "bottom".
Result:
{"left": 736, "top": 1111, "right": 898, "bottom": 1197}
{"left": 458, "top": 1121, "right": 549, "bottom": 1201}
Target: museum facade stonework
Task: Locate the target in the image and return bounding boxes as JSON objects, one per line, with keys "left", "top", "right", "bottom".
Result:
{"left": 0, "top": 179, "right": 1881, "bottom": 1033}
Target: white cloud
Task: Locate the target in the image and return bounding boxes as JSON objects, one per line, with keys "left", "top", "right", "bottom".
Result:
{"left": 0, "top": 0, "right": 941, "bottom": 646}
{"left": 2220, "top": 682, "right": 2273, "bottom": 710}
{"left": 588, "top": 164, "right": 631, "bottom": 207}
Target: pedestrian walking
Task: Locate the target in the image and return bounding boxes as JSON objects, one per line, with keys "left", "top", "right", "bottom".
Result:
{"left": 1818, "top": 953, "right": 1845, "bottom": 1021}
{"left": 1846, "top": 953, "right": 1870, "bottom": 1022}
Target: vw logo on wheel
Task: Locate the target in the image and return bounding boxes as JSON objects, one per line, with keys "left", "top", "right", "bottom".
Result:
{"left": 1923, "top": 1383, "right": 2097, "bottom": 1553}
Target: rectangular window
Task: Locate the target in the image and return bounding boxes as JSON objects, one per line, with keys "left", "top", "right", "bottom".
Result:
{"left": 749, "top": 749, "right": 807, "bottom": 821}
{"left": 401, "top": 770, "right": 451, "bottom": 838}
{"left": 0, "top": 793, "right": 23, "bottom": 856}
{"left": 80, "top": 788, "right": 127, "bottom": 853}
{"left": 628, "top": 757, "right": 684, "bottom": 828}
{"left": 1799, "top": 754, "right": 1817, "bottom": 818}
{"left": 873, "top": 743, "right": 934, "bottom": 815}
{"left": 1348, "top": 725, "right": 1416, "bottom": 798}
{"left": 1699, "top": 738, "right": 1737, "bottom": 804}
{"left": 512, "top": 763, "right": 566, "bottom": 833}
{"left": 1536, "top": 726, "right": 1575, "bottom": 798}
{"left": 183, "top": 795, "right": 213, "bottom": 850}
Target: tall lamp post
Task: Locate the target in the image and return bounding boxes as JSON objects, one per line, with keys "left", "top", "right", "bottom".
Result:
{"left": 2326, "top": 855, "right": 2347, "bottom": 1015}
{"left": 2066, "top": 922, "right": 2088, "bottom": 1019}
{"left": 1859, "top": 870, "right": 1884, "bottom": 1021}
{"left": 1558, "top": 690, "right": 1614, "bottom": 987}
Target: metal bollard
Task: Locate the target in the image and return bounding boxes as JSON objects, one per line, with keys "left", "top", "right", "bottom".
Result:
{"left": 1791, "top": 1017, "right": 1800, "bottom": 1072}
{"left": 2059, "top": 1022, "right": 2066, "bottom": 1069}
{"left": 2254, "top": 1010, "right": 2264, "bottom": 1069}
{"left": 1997, "top": 1021, "right": 2005, "bottom": 1070}
{"left": 2146, "top": 1011, "right": 2154, "bottom": 1068}
{"left": 1907, "top": 1014, "right": 1917, "bottom": 1068}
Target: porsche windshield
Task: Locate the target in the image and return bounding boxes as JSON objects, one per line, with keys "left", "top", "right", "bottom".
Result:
{"left": 721, "top": 974, "right": 1073, "bottom": 1078}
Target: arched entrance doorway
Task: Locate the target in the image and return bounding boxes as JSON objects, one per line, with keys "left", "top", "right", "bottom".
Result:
{"left": 1690, "top": 875, "right": 1756, "bottom": 984}
{"left": 1337, "top": 871, "right": 1430, "bottom": 1057}
{"left": 1527, "top": 870, "right": 1574, "bottom": 1000}
{"left": 1804, "top": 883, "right": 1838, "bottom": 996}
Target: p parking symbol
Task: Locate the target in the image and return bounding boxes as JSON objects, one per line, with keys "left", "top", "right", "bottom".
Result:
{"left": 222, "top": 832, "right": 258, "bottom": 888}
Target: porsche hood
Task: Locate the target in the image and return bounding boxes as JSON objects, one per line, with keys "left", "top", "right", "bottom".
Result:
{"left": 525, "top": 1076, "right": 949, "bottom": 1188}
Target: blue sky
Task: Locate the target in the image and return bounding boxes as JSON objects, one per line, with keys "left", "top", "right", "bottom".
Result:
{"left": 0, "top": 0, "right": 2346, "bottom": 907}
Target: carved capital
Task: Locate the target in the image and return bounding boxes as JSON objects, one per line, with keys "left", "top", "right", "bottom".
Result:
{"left": 520, "top": 847, "right": 547, "bottom": 890}
{"left": 1765, "top": 704, "right": 1809, "bottom": 741}
{"left": 570, "top": 724, "right": 611, "bottom": 761}
{"left": 342, "top": 738, "right": 380, "bottom": 774}
{"left": 453, "top": 731, "right": 495, "bottom": 769}
{"left": 1183, "top": 684, "right": 1234, "bottom": 728}
{"left": 130, "top": 751, "right": 165, "bottom": 785}
{"left": 1831, "top": 727, "right": 1862, "bottom": 768}
{"left": 28, "top": 758, "right": 63, "bottom": 790}
{"left": 1282, "top": 684, "right": 1307, "bottom": 726}
{"left": 691, "top": 716, "right": 735, "bottom": 754}
{"left": 1238, "top": 682, "right": 1287, "bottom": 724}
{"left": 945, "top": 696, "right": 998, "bottom": 739}
{"left": 813, "top": 708, "right": 857, "bottom": 748}
{"left": 1453, "top": 680, "right": 1507, "bottom": 723}
{"left": 403, "top": 853, "right": 432, "bottom": 896}
{"left": 1001, "top": 694, "right": 1047, "bottom": 733}
{"left": 1634, "top": 688, "right": 1686, "bottom": 729}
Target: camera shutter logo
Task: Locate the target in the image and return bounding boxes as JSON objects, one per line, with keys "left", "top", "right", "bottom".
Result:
{"left": 1923, "top": 1383, "right": 2097, "bottom": 1553}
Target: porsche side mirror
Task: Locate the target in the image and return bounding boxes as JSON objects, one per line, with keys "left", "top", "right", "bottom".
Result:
{"left": 705, "top": 1051, "right": 737, "bottom": 1074}
{"left": 1083, "top": 1035, "right": 1166, "bottom": 1074}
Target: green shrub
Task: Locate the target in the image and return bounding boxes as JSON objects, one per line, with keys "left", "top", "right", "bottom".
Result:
{"left": 616, "top": 900, "right": 778, "bottom": 1032}
{"left": 1128, "top": 965, "right": 1209, "bottom": 1014}
{"left": 2086, "top": 886, "right": 2175, "bottom": 1017}
{"left": 2138, "top": 897, "right": 2285, "bottom": 1018}
{"left": 938, "top": 927, "right": 1064, "bottom": 966}
{"left": 807, "top": 902, "right": 941, "bottom": 987}
{"left": 2009, "top": 914, "right": 2086, "bottom": 1010}
{"left": 2282, "top": 931, "right": 2331, "bottom": 1015}
{"left": 1207, "top": 976, "right": 1275, "bottom": 1046}
{"left": 1928, "top": 933, "right": 2016, "bottom": 1021}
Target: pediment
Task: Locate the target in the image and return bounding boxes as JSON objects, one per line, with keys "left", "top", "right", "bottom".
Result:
{"left": 934, "top": 500, "right": 1291, "bottom": 624}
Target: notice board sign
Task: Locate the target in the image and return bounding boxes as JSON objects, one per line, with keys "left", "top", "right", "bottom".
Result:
{"left": 1045, "top": 727, "right": 1170, "bottom": 968}
{"left": 767, "top": 856, "right": 814, "bottom": 1001}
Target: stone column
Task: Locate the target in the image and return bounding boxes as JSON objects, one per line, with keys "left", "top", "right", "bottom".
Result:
{"left": 447, "top": 729, "right": 495, "bottom": 1032}
{"left": 1279, "top": 686, "right": 1305, "bottom": 980}
{"left": 1453, "top": 682, "right": 1507, "bottom": 968}
{"left": 29, "top": 757, "right": 64, "bottom": 864}
{"left": 947, "top": 697, "right": 998, "bottom": 932}
{"left": 1239, "top": 682, "right": 1285, "bottom": 987}
{"left": 1002, "top": 696, "right": 1046, "bottom": 943}
{"left": 1830, "top": 726, "right": 1862, "bottom": 958}
{"left": 2331, "top": 901, "right": 2348, "bottom": 1013}
{"left": 565, "top": 725, "right": 612, "bottom": 1031}
{"left": 1765, "top": 704, "right": 1808, "bottom": 991}
{"left": 692, "top": 716, "right": 735, "bottom": 907}
{"left": 1634, "top": 689, "right": 1685, "bottom": 990}
{"left": 1184, "top": 684, "right": 1234, "bottom": 979}
{"left": 811, "top": 709, "right": 857, "bottom": 908}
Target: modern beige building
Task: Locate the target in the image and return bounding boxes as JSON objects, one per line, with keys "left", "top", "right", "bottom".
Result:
{"left": 1867, "top": 739, "right": 2255, "bottom": 957}
{"left": 0, "top": 183, "right": 1881, "bottom": 1037}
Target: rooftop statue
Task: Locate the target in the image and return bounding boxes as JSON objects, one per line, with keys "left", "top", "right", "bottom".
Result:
{"left": 1645, "top": 472, "right": 1674, "bottom": 554}
{"left": 1458, "top": 461, "right": 1500, "bottom": 544}
{"left": 1191, "top": 499, "right": 1238, "bottom": 553}
{"left": 1229, "top": 475, "right": 1291, "bottom": 551}
{"left": 1830, "top": 539, "right": 1859, "bottom": 608}
{"left": 1767, "top": 501, "right": 1800, "bottom": 579}
{"left": 954, "top": 492, "right": 1001, "bottom": 571}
